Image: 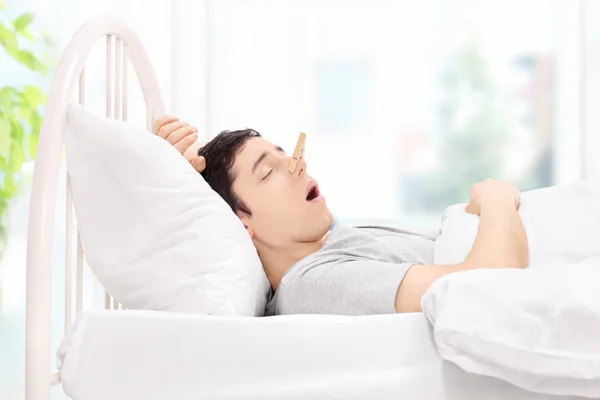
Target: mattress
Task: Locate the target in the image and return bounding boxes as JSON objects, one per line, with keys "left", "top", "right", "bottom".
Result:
{"left": 57, "top": 310, "right": 577, "bottom": 400}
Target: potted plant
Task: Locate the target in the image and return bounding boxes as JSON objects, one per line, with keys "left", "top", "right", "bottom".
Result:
{"left": 0, "top": 1, "right": 54, "bottom": 310}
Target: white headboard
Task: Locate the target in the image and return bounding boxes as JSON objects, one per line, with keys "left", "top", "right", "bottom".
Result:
{"left": 25, "top": 16, "right": 165, "bottom": 400}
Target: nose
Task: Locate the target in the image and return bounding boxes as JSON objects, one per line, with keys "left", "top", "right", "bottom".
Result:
{"left": 294, "top": 157, "right": 307, "bottom": 177}
{"left": 286, "top": 155, "right": 306, "bottom": 177}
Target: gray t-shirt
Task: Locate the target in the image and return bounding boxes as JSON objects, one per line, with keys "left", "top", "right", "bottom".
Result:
{"left": 265, "top": 225, "right": 435, "bottom": 316}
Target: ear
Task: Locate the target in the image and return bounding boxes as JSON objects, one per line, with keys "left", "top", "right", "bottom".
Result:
{"left": 238, "top": 214, "right": 255, "bottom": 239}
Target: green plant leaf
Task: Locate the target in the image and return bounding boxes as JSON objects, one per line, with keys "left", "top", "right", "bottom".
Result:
{"left": 30, "top": 111, "right": 42, "bottom": 133}
{"left": 22, "top": 85, "right": 45, "bottom": 108}
{"left": 10, "top": 118, "right": 24, "bottom": 141}
{"left": 0, "top": 87, "right": 18, "bottom": 107}
{"left": 13, "top": 13, "right": 35, "bottom": 32}
{"left": 28, "top": 130, "right": 39, "bottom": 159}
{"left": 41, "top": 31, "right": 56, "bottom": 47}
{"left": 18, "top": 105, "right": 34, "bottom": 126}
{"left": 18, "top": 28, "right": 35, "bottom": 41}
{"left": 0, "top": 89, "right": 11, "bottom": 109}
{"left": 3, "top": 176, "right": 16, "bottom": 198}
{"left": 14, "top": 49, "right": 48, "bottom": 75}
{"left": 9, "top": 138, "right": 25, "bottom": 174}
{"left": 0, "top": 118, "right": 10, "bottom": 159}
{"left": 0, "top": 22, "right": 18, "bottom": 54}
{"left": 0, "top": 197, "right": 7, "bottom": 216}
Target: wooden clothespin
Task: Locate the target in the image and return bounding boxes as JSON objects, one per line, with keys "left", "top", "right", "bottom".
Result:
{"left": 288, "top": 132, "right": 306, "bottom": 173}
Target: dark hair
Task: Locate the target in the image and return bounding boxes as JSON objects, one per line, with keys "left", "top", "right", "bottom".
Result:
{"left": 198, "top": 129, "right": 261, "bottom": 215}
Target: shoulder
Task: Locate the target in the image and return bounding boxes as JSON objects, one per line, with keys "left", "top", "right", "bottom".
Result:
{"left": 355, "top": 225, "right": 436, "bottom": 240}
{"left": 274, "top": 254, "right": 352, "bottom": 315}
{"left": 271, "top": 275, "right": 320, "bottom": 315}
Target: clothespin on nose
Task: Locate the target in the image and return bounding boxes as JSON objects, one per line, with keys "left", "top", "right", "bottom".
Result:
{"left": 288, "top": 132, "right": 306, "bottom": 173}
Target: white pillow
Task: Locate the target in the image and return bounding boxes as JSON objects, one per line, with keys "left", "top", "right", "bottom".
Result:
{"left": 434, "top": 182, "right": 600, "bottom": 266}
{"left": 65, "top": 104, "right": 270, "bottom": 316}
{"left": 421, "top": 258, "right": 600, "bottom": 398}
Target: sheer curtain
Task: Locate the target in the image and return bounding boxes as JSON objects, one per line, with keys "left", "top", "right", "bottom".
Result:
{"left": 0, "top": 0, "right": 597, "bottom": 399}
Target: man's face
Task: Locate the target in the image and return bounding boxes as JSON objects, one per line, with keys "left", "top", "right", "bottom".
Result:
{"left": 231, "top": 137, "right": 333, "bottom": 247}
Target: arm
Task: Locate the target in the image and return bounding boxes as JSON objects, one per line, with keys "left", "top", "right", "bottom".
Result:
{"left": 463, "top": 198, "right": 528, "bottom": 270}
{"left": 395, "top": 179, "right": 529, "bottom": 313}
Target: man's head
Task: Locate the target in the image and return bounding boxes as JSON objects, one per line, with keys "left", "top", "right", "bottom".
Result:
{"left": 199, "top": 130, "right": 333, "bottom": 251}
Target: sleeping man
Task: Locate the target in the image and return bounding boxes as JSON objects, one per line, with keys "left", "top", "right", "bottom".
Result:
{"left": 153, "top": 115, "right": 528, "bottom": 315}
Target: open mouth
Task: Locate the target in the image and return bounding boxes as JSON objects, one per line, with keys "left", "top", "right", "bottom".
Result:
{"left": 305, "top": 181, "right": 321, "bottom": 202}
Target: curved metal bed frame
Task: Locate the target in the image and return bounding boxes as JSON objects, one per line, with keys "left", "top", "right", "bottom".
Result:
{"left": 25, "top": 16, "right": 164, "bottom": 400}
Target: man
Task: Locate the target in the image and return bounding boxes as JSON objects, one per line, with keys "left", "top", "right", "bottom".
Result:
{"left": 153, "top": 115, "right": 528, "bottom": 315}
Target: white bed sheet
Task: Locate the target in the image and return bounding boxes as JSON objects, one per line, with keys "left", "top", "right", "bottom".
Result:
{"left": 57, "top": 310, "right": 582, "bottom": 400}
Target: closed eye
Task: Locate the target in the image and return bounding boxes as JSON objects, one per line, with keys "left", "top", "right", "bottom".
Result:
{"left": 261, "top": 169, "right": 273, "bottom": 181}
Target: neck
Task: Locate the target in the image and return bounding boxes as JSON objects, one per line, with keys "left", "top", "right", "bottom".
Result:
{"left": 257, "top": 235, "right": 327, "bottom": 291}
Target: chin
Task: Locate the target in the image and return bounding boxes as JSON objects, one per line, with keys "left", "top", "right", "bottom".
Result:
{"left": 324, "top": 207, "right": 334, "bottom": 223}
{"left": 301, "top": 209, "right": 332, "bottom": 239}
{"left": 319, "top": 208, "right": 334, "bottom": 231}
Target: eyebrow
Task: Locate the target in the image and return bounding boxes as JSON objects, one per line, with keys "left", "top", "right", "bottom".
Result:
{"left": 252, "top": 146, "right": 285, "bottom": 174}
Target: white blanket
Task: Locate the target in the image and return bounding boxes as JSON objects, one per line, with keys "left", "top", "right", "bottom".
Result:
{"left": 425, "top": 182, "right": 600, "bottom": 397}
{"left": 434, "top": 181, "right": 600, "bottom": 267}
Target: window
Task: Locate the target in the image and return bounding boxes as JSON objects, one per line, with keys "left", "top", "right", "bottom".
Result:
{"left": 207, "top": 0, "right": 577, "bottom": 232}
{"left": 315, "top": 59, "right": 372, "bottom": 134}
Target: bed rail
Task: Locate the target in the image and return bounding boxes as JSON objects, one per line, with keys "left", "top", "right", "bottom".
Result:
{"left": 25, "top": 15, "right": 164, "bottom": 400}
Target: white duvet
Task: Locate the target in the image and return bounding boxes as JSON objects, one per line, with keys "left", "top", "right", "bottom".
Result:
{"left": 434, "top": 181, "right": 600, "bottom": 267}
{"left": 425, "top": 181, "right": 600, "bottom": 397}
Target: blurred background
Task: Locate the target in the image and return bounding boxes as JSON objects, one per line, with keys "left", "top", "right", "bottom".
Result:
{"left": 1, "top": 0, "right": 600, "bottom": 398}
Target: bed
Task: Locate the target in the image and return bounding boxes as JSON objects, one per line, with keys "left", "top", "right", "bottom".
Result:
{"left": 55, "top": 309, "right": 577, "bottom": 400}
{"left": 24, "top": 15, "right": 580, "bottom": 400}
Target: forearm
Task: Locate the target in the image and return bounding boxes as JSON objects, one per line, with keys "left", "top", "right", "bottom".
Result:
{"left": 464, "top": 200, "right": 528, "bottom": 269}
{"left": 395, "top": 201, "right": 528, "bottom": 313}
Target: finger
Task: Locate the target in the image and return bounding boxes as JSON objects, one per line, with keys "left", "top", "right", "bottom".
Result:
{"left": 191, "top": 156, "right": 206, "bottom": 173}
{"left": 166, "top": 125, "right": 197, "bottom": 145}
{"left": 514, "top": 195, "right": 521, "bottom": 210}
{"left": 183, "top": 140, "right": 204, "bottom": 161}
{"left": 152, "top": 115, "right": 179, "bottom": 135}
{"left": 465, "top": 203, "right": 478, "bottom": 215}
{"left": 174, "top": 133, "right": 198, "bottom": 155}
{"left": 157, "top": 120, "right": 189, "bottom": 139}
